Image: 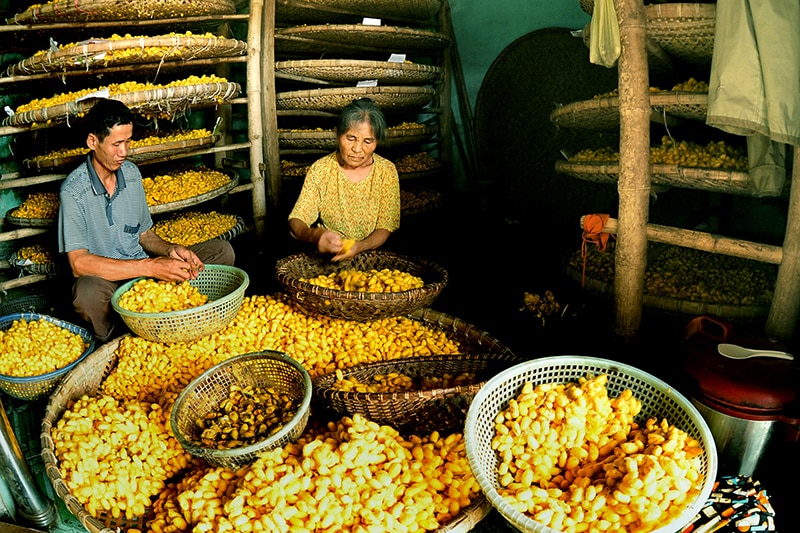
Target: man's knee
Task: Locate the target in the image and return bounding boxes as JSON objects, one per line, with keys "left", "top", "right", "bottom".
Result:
{"left": 192, "top": 240, "right": 235, "bottom": 266}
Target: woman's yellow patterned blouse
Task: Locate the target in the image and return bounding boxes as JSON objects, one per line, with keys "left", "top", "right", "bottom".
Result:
{"left": 288, "top": 152, "right": 400, "bottom": 241}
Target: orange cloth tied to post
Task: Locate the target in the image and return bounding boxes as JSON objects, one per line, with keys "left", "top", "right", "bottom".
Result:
{"left": 581, "top": 214, "right": 612, "bottom": 287}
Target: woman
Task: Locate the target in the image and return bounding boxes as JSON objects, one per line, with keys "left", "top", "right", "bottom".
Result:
{"left": 288, "top": 98, "right": 401, "bottom": 261}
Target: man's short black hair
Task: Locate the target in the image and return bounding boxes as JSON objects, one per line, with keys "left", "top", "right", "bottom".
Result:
{"left": 86, "top": 98, "right": 134, "bottom": 143}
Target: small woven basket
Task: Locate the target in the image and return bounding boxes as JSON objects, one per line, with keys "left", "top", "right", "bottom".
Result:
{"left": 275, "top": 250, "right": 448, "bottom": 321}
{"left": 0, "top": 313, "right": 94, "bottom": 401}
{"left": 314, "top": 352, "right": 524, "bottom": 435}
{"left": 275, "top": 24, "right": 451, "bottom": 55}
{"left": 111, "top": 264, "right": 249, "bottom": 344}
{"left": 278, "top": 124, "right": 437, "bottom": 150}
{"left": 171, "top": 350, "right": 312, "bottom": 469}
{"left": 465, "top": 356, "right": 718, "bottom": 533}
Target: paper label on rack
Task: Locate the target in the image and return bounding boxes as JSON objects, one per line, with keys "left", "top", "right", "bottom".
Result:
{"left": 388, "top": 54, "right": 406, "bottom": 63}
{"left": 4, "top": 106, "right": 14, "bottom": 117}
{"left": 362, "top": 18, "right": 381, "bottom": 26}
{"left": 76, "top": 89, "right": 110, "bottom": 102}
{"left": 356, "top": 80, "right": 378, "bottom": 87}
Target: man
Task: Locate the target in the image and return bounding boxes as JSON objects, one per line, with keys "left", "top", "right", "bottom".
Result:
{"left": 58, "top": 98, "right": 235, "bottom": 343}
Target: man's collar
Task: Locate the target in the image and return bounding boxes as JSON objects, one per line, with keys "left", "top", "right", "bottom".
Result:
{"left": 86, "top": 155, "right": 127, "bottom": 196}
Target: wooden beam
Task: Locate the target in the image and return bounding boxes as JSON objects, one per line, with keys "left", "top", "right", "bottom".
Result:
{"left": 580, "top": 215, "right": 783, "bottom": 264}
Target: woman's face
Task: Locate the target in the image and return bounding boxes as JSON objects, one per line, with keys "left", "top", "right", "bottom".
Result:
{"left": 337, "top": 120, "right": 377, "bottom": 170}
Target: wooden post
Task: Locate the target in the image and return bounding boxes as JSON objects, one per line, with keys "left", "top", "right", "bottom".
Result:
{"left": 260, "top": 0, "right": 281, "bottom": 216}
{"left": 245, "top": 0, "right": 268, "bottom": 237}
{"left": 613, "top": 0, "right": 650, "bottom": 342}
{"left": 766, "top": 146, "right": 800, "bottom": 340}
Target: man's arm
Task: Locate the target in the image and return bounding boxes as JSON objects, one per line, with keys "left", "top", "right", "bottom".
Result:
{"left": 67, "top": 229, "right": 202, "bottom": 282}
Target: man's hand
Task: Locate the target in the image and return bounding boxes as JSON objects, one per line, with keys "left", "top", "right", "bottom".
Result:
{"left": 166, "top": 245, "right": 204, "bottom": 279}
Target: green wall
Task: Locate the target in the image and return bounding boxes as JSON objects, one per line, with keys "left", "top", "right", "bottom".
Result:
{"left": 449, "top": 0, "right": 591, "bottom": 110}
{"left": 446, "top": 0, "right": 591, "bottom": 189}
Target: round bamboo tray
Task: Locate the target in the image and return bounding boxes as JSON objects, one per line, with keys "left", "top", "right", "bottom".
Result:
{"left": 279, "top": 124, "right": 438, "bottom": 150}
{"left": 550, "top": 92, "right": 708, "bottom": 130}
{"left": 6, "top": 0, "right": 235, "bottom": 24}
{"left": 564, "top": 261, "right": 770, "bottom": 320}
{"left": 8, "top": 251, "right": 59, "bottom": 276}
{"left": 148, "top": 174, "right": 239, "bottom": 215}
{"left": 275, "top": 0, "right": 441, "bottom": 24}
{"left": 23, "top": 133, "right": 221, "bottom": 171}
{"left": 646, "top": 3, "right": 716, "bottom": 66}
{"left": 275, "top": 59, "right": 440, "bottom": 84}
{"left": 4, "top": 208, "right": 56, "bottom": 227}
{"left": 3, "top": 82, "right": 241, "bottom": 128}
{"left": 274, "top": 24, "right": 451, "bottom": 55}
{"left": 276, "top": 86, "right": 435, "bottom": 112}
{"left": 555, "top": 160, "right": 756, "bottom": 196}
{"left": 6, "top": 36, "right": 247, "bottom": 76}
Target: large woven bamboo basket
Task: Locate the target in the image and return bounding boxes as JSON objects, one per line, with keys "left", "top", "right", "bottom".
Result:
{"left": 563, "top": 256, "right": 771, "bottom": 321}
{"left": 313, "top": 352, "right": 524, "bottom": 436}
{"left": 4, "top": 207, "right": 55, "bottom": 228}
{"left": 645, "top": 3, "right": 716, "bottom": 66}
{"left": 555, "top": 160, "right": 757, "bottom": 196}
{"left": 275, "top": 250, "right": 448, "bottom": 322}
{"left": 3, "top": 82, "right": 241, "bottom": 128}
{"left": 276, "top": 86, "right": 435, "bottom": 112}
{"left": 275, "top": 0, "right": 441, "bottom": 24}
{"left": 275, "top": 24, "right": 450, "bottom": 55}
{"left": 550, "top": 92, "right": 708, "bottom": 130}
{"left": 279, "top": 124, "right": 438, "bottom": 150}
{"left": 6, "top": 0, "right": 235, "bottom": 24}
{"left": 275, "top": 59, "right": 441, "bottom": 84}
{"left": 6, "top": 35, "right": 246, "bottom": 77}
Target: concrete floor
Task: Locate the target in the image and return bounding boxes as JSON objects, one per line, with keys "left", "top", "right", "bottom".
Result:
{"left": 1, "top": 186, "right": 797, "bottom": 532}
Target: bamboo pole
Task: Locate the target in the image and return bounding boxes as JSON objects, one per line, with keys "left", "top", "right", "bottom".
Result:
{"left": 261, "top": 0, "right": 281, "bottom": 214}
{"left": 580, "top": 216, "right": 783, "bottom": 264}
{"left": 613, "top": 0, "right": 650, "bottom": 342}
{"left": 0, "top": 274, "right": 48, "bottom": 292}
{"left": 766, "top": 146, "right": 800, "bottom": 340}
{"left": 439, "top": 0, "right": 454, "bottom": 175}
{"left": 0, "top": 228, "right": 48, "bottom": 242}
{"left": 245, "top": 0, "right": 267, "bottom": 238}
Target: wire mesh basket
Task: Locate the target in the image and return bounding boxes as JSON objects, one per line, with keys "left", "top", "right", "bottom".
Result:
{"left": 464, "top": 356, "right": 718, "bottom": 533}
{"left": 0, "top": 313, "right": 94, "bottom": 400}
{"left": 314, "top": 352, "right": 524, "bottom": 436}
{"left": 275, "top": 250, "right": 448, "bottom": 321}
{"left": 111, "top": 264, "right": 249, "bottom": 344}
{"left": 171, "top": 350, "right": 312, "bottom": 469}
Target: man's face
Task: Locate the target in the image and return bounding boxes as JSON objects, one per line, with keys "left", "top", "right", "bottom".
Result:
{"left": 88, "top": 123, "right": 132, "bottom": 176}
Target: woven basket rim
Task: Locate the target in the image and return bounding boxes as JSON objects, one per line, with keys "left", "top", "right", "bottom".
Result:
{"left": 277, "top": 85, "right": 436, "bottom": 99}
{"left": 550, "top": 92, "right": 708, "bottom": 129}
{"left": 8, "top": 251, "right": 59, "bottom": 276}
{"left": 275, "top": 24, "right": 451, "bottom": 53}
{"left": 111, "top": 264, "right": 249, "bottom": 320}
{"left": 313, "top": 352, "right": 524, "bottom": 402}
{"left": 555, "top": 160, "right": 754, "bottom": 195}
{"left": 6, "top": 0, "right": 236, "bottom": 24}
{"left": 0, "top": 313, "right": 94, "bottom": 383}
{"left": 275, "top": 59, "right": 441, "bottom": 83}
{"left": 4, "top": 207, "right": 56, "bottom": 227}
{"left": 8, "top": 35, "right": 247, "bottom": 76}
{"left": 3, "top": 82, "right": 241, "bottom": 128}
{"left": 275, "top": 250, "right": 448, "bottom": 301}
{"left": 646, "top": 2, "right": 716, "bottom": 21}
{"left": 171, "top": 350, "right": 312, "bottom": 460}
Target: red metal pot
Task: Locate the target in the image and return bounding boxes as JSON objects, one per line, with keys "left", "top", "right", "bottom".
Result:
{"left": 683, "top": 315, "right": 800, "bottom": 476}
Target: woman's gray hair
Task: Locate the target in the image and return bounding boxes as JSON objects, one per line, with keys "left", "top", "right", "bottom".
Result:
{"left": 336, "top": 97, "right": 387, "bottom": 143}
